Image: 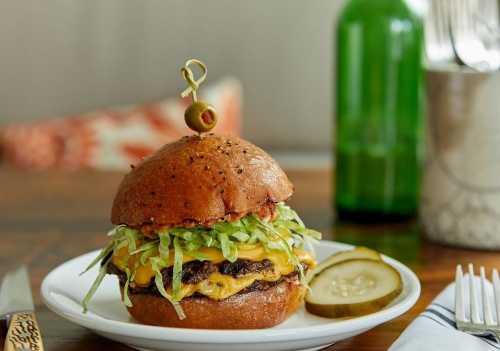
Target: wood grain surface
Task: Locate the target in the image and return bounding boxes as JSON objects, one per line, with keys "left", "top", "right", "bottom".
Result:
{"left": 1, "top": 166, "right": 499, "bottom": 350}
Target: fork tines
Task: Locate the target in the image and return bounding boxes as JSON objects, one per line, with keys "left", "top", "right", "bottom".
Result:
{"left": 455, "top": 264, "right": 500, "bottom": 328}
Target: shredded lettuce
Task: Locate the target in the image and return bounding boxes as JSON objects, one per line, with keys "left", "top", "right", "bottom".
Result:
{"left": 79, "top": 241, "right": 114, "bottom": 276}
{"left": 158, "top": 230, "right": 171, "bottom": 264}
{"left": 217, "top": 232, "right": 238, "bottom": 262}
{"left": 123, "top": 268, "right": 133, "bottom": 307}
{"left": 81, "top": 256, "right": 111, "bottom": 312}
{"left": 172, "top": 237, "right": 184, "bottom": 300}
{"left": 81, "top": 203, "right": 321, "bottom": 319}
{"left": 151, "top": 257, "right": 186, "bottom": 319}
{"left": 123, "top": 227, "right": 139, "bottom": 252}
{"left": 231, "top": 231, "right": 250, "bottom": 242}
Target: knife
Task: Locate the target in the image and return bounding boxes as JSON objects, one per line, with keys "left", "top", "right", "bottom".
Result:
{"left": 0, "top": 266, "right": 44, "bottom": 351}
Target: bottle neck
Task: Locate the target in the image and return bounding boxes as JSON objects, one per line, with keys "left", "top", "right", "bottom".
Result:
{"left": 347, "top": 0, "right": 410, "bottom": 15}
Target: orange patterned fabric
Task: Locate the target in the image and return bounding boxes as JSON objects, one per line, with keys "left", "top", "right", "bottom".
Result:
{"left": 0, "top": 79, "right": 241, "bottom": 170}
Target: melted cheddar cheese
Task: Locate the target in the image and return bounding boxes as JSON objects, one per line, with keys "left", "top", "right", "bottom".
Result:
{"left": 172, "top": 271, "right": 283, "bottom": 300}
{"left": 111, "top": 243, "right": 316, "bottom": 300}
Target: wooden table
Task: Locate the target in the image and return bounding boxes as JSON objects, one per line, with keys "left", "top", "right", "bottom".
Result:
{"left": 1, "top": 166, "right": 499, "bottom": 350}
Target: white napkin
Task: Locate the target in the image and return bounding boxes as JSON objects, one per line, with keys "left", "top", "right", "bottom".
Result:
{"left": 390, "top": 278, "right": 500, "bottom": 351}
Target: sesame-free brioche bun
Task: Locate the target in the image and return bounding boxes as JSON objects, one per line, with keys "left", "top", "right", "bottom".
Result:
{"left": 111, "top": 134, "right": 293, "bottom": 229}
{"left": 124, "top": 279, "right": 306, "bottom": 329}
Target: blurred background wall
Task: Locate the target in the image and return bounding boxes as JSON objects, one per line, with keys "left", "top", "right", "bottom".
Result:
{"left": 0, "top": 0, "right": 348, "bottom": 151}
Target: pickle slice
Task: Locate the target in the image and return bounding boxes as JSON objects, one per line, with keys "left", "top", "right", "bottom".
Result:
{"left": 305, "top": 259, "right": 402, "bottom": 318}
{"left": 306, "top": 246, "right": 381, "bottom": 283}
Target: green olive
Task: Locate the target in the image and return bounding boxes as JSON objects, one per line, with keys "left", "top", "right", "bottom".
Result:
{"left": 184, "top": 101, "right": 218, "bottom": 133}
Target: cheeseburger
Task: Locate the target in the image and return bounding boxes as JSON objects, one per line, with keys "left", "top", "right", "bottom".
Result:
{"left": 82, "top": 134, "right": 321, "bottom": 329}
{"left": 81, "top": 61, "right": 320, "bottom": 330}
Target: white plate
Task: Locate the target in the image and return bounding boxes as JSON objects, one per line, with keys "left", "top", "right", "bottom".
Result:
{"left": 41, "top": 241, "right": 420, "bottom": 351}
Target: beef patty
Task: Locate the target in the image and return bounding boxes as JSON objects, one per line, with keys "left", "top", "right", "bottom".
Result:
{"left": 107, "top": 258, "right": 305, "bottom": 298}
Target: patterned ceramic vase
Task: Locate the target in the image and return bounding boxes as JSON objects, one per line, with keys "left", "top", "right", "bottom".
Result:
{"left": 421, "top": 68, "right": 500, "bottom": 250}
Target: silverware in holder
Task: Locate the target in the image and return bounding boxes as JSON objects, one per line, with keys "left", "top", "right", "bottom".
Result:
{"left": 425, "top": 0, "right": 500, "bottom": 72}
{"left": 421, "top": 69, "right": 500, "bottom": 249}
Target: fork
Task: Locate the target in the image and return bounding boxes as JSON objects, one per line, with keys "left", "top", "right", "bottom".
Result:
{"left": 455, "top": 264, "right": 500, "bottom": 342}
{"left": 424, "top": 0, "right": 456, "bottom": 65}
{"left": 449, "top": 0, "right": 500, "bottom": 71}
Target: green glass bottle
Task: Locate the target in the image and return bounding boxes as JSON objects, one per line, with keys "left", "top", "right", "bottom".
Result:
{"left": 335, "top": 0, "right": 424, "bottom": 222}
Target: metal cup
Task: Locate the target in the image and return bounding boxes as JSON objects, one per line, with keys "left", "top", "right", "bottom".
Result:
{"left": 421, "top": 68, "right": 500, "bottom": 249}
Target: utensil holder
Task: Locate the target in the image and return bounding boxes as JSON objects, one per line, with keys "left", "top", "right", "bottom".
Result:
{"left": 421, "top": 68, "right": 500, "bottom": 249}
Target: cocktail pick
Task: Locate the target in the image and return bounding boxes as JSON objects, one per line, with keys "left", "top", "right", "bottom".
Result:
{"left": 180, "top": 59, "right": 218, "bottom": 134}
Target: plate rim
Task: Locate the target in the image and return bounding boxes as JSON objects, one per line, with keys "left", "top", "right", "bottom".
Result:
{"left": 41, "top": 240, "right": 420, "bottom": 344}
